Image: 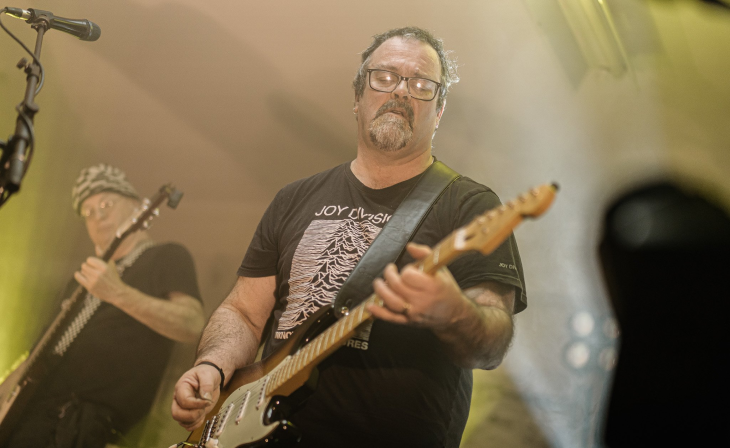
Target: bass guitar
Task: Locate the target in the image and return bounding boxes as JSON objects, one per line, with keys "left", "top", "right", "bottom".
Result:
{"left": 0, "top": 184, "right": 183, "bottom": 444}
{"left": 178, "top": 183, "right": 558, "bottom": 448}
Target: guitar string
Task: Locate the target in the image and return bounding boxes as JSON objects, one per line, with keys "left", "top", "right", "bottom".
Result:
{"left": 259, "top": 239, "right": 448, "bottom": 399}
{"left": 255, "top": 262, "right": 437, "bottom": 398}
{"left": 220, "top": 304, "right": 374, "bottom": 421}
{"left": 264, "top": 299, "right": 375, "bottom": 398}
{"left": 52, "top": 240, "right": 157, "bottom": 356}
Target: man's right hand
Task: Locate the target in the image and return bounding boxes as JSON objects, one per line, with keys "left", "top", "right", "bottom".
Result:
{"left": 171, "top": 364, "right": 222, "bottom": 431}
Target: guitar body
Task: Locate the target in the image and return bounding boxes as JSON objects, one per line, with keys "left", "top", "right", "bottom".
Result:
{"left": 187, "top": 365, "right": 298, "bottom": 448}
{"left": 0, "top": 327, "right": 64, "bottom": 444}
{"left": 0, "top": 287, "right": 108, "bottom": 444}
{"left": 186, "top": 307, "right": 336, "bottom": 448}
{"left": 0, "top": 359, "right": 32, "bottom": 444}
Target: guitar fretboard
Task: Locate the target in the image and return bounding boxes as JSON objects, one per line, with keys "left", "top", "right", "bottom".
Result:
{"left": 264, "top": 294, "right": 380, "bottom": 396}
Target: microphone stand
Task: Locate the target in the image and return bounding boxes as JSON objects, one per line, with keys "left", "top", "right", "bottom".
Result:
{"left": 0, "top": 18, "right": 48, "bottom": 209}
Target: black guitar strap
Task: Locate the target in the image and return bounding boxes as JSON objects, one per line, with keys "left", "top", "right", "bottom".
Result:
{"left": 333, "top": 160, "right": 460, "bottom": 318}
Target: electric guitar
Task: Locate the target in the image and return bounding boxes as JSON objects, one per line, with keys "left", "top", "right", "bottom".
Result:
{"left": 0, "top": 184, "right": 183, "bottom": 444}
{"left": 178, "top": 183, "right": 558, "bottom": 448}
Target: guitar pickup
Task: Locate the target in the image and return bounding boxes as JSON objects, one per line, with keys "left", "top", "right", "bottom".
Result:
{"left": 235, "top": 390, "right": 251, "bottom": 425}
{"left": 213, "top": 403, "right": 234, "bottom": 438}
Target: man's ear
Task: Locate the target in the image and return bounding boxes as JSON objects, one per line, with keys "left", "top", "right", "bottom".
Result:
{"left": 437, "top": 101, "right": 446, "bottom": 119}
{"left": 435, "top": 101, "right": 446, "bottom": 128}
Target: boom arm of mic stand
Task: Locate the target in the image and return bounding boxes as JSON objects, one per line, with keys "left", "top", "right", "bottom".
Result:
{"left": 0, "top": 20, "right": 47, "bottom": 208}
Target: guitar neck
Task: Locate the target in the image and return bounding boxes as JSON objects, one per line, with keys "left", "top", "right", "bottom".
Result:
{"left": 264, "top": 294, "right": 377, "bottom": 396}
{"left": 20, "top": 285, "right": 83, "bottom": 369}
{"left": 264, "top": 236, "right": 459, "bottom": 396}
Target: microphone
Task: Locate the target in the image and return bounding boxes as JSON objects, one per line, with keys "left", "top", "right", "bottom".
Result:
{"left": 5, "top": 7, "right": 101, "bottom": 41}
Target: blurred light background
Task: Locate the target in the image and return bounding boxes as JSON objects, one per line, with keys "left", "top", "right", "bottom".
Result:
{"left": 1, "top": 0, "right": 728, "bottom": 446}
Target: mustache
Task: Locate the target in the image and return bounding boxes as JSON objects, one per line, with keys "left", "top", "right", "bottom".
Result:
{"left": 374, "top": 100, "right": 414, "bottom": 127}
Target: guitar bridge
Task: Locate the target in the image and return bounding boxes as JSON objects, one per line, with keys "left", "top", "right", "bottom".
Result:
{"left": 197, "top": 415, "right": 217, "bottom": 447}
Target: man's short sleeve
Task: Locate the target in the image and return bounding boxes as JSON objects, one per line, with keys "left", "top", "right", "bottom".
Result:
{"left": 409, "top": 181, "right": 527, "bottom": 314}
{"left": 449, "top": 189, "right": 527, "bottom": 313}
{"left": 155, "top": 243, "right": 202, "bottom": 302}
{"left": 238, "top": 191, "right": 282, "bottom": 278}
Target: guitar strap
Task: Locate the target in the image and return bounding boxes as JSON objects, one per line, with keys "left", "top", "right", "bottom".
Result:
{"left": 52, "top": 240, "right": 157, "bottom": 356}
{"left": 333, "top": 160, "right": 460, "bottom": 318}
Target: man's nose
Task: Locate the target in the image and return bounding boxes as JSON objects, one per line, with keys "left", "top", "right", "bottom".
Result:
{"left": 392, "top": 78, "right": 410, "bottom": 99}
{"left": 90, "top": 208, "right": 110, "bottom": 221}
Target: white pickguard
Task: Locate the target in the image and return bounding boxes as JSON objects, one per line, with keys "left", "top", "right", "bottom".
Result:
{"left": 202, "top": 358, "right": 290, "bottom": 448}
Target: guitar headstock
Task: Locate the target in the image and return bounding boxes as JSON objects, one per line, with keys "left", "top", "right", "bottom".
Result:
{"left": 452, "top": 183, "right": 558, "bottom": 256}
{"left": 115, "top": 184, "right": 183, "bottom": 240}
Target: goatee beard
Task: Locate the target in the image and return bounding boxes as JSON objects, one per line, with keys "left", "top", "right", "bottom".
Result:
{"left": 368, "top": 101, "right": 414, "bottom": 152}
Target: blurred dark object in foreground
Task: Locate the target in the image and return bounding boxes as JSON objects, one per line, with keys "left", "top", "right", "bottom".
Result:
{"left": 701, "top": 0, "right": 730, "bottom": 10}
{"left": 599, "top": 181, "right": 730, "bottom": 447}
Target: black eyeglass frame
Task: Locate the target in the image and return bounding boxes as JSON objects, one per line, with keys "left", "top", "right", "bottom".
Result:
{"left": 366, "top": 69, "right": 442, "bottom": 102}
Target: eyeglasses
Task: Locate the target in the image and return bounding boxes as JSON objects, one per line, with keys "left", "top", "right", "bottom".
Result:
{"left": 366, "top": 69, "right": 441, "bottom": 101}
{"left": 80, "top": 198, "right": 115, "bottom": 220}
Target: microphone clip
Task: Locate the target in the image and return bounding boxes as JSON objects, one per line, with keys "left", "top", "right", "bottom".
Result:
{"left": 25, "top": 9, "right": 53, "bottom": 28}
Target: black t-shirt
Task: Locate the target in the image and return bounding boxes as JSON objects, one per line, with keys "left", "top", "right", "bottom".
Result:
{"left": 239, "top": 162, "right": 526, "bottom": 448}
{"left": 37, "top": 243, "right": 201, "bottom": 431}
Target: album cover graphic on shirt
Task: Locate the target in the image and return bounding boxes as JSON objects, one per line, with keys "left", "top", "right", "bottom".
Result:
{"left": 274, "top": 216, "right": 383, "bottom": 350}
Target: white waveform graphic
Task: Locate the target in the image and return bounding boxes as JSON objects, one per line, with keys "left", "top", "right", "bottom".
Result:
{"left": 278, "top": 219, "right": 382, "bottom": 331}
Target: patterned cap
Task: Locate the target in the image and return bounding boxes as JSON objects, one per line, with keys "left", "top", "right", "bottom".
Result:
{"left": 71, "top": 164, "right": 140, "bottom": 214}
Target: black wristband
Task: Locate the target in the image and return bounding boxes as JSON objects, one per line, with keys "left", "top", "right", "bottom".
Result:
{"left": 196, "top": 361, "right": 225, "bottom": 391}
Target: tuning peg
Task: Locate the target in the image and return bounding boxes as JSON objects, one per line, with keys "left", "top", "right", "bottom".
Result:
{"left": 167, "top": 188, "right": 184, "bottom": 209}
{"left": 153, "top": 208, "right": 160, "bottom": 216}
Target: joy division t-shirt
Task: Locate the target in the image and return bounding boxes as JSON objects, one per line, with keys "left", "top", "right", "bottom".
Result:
{"left": 239, "top": 161, "right": 526, "bottom": 448}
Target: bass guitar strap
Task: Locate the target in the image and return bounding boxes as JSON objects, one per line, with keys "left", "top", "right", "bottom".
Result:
{"left": 333, "top": 160, "right": 460, "bottom": 318}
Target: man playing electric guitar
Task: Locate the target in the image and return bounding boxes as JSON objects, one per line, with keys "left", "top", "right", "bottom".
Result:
{"left": 3, "top": 164, "right": 205, "bottom": 448}
{"left": 172, "top": 27, "right": 526, "bottom": 448}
